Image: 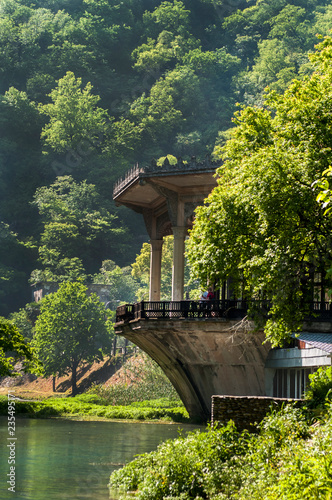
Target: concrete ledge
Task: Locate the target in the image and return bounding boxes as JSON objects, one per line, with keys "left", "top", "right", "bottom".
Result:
{"left": 211, "top": 395, "right": 305, "bottom": 432}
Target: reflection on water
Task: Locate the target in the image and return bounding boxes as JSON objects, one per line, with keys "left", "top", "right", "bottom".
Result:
{"left": 0, "top": 417, "right": 200, "bottom": 500}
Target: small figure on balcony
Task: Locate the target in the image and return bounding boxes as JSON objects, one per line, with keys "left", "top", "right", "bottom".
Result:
{"left": 207, "top": 287, "right": 216, "bottom": 317}
{"left": 199, "top": 291, "right": 208, "bottom": 317}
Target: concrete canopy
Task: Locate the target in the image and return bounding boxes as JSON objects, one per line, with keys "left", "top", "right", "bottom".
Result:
{"left": 113, "top": 158, "right": 219, "bottom": 224}
{"left": 113, "top": 158, "right": 220, "bottom": 301}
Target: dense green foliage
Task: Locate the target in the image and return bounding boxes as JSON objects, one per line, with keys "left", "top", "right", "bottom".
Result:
{"left": 109, "top": 404, "right": 332, "bottom": 499}
{"left": 30, "top": 175, "right": 126, "bottom": 282}
{"left": 92, "top": 259, "right": 138, "bottom": 308}
{"left": 33, "top": 281, "right": 113, "bottom": 394}
{"left": 1, "top": 0, "right": 331, "bottom": 314}
{"left": 0, "top": 316, "right": 37, "bottom": 375}
{"left": 9, "top": 301, "right": 41, "bottom": 341}
{"left": 305, "top": 366, "right": 332, "bottom": 408}
{"left": 0, "top": 395, "right": 189, "bottom": 422}
{"left": 187, "top": 36, "right": 332, "bottom": 345}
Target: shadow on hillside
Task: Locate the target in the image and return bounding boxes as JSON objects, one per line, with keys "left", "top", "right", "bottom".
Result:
{"left": 56, "top": 356, "right": 123, "bottom": 394}
{"left": 0, "top": 355, "right": 125, "bottom": 395}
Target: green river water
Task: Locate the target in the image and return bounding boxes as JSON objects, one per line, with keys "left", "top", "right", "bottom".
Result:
{"left": 0, "top": 416, "right": 200, "bottom": 500}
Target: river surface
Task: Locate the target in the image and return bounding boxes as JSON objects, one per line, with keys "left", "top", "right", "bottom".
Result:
{"left": 0, "top": 416, "right": 200, "bottom": 500}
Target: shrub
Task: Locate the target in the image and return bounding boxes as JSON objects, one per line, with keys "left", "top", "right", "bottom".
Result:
{"left": 305, "top": 366, "right": 332, "bottom": 408}
{"left": 109, "top": 405, "right": 324, "bottom": 500}
{"left": 236, "top": 406, "right": 319, "bottom": 499}
{"left": 109, "top": 422, "right": 251, "bottom": 500}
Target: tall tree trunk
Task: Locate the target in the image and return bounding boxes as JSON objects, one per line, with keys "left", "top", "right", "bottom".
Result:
{"left": 71, "top": 361, "right": 78, "bottom": 396}
{"left": 52, "top": 375, "right": 56, "bottom": 392}
{"left": 112, "top": 335, "right": 117, "bottom": 356}
{"left": 124, "top": 338, "right": 128, "bottom": 359}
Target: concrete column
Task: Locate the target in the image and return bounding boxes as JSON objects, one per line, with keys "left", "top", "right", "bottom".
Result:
{"left": 149, "top": 239, "right": 164, "bottom": 301}
{"left": 172, "top": 226, "right": 187, "bottom": 301}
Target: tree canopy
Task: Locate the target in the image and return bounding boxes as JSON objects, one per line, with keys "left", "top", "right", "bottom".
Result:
{"left": 1, "top": 0, "right": 332, "bottom": 314}
{"left": 33, "top": 281, "right": 112, "bottom": 394}
{"left": 31, "top": 175, "right": 127, "bottom": 282}
{"left": 0, "top": 317, "right": 37, "bottom": 376}
{"left": 187, "top": 36, "right": 332, "bottom": 346}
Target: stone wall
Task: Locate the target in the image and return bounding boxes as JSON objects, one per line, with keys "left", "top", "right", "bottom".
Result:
{"left": 211, "top": 395, "right": 305, "bottom": 432}
{"left": 31, "top": 282, "right": 111, "bottom": 305}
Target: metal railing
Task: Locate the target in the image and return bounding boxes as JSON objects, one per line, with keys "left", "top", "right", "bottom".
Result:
{"left": 116, "top": 299, "right": 256, "bottom": 323}
{"left": 113, "top": 163, "right": 144, "bottom": 198}
{"left": 308, "top": 300, "right": 332, "bottom": 320}
{"left": 112, "top": 156, "right": 220, "bottom": 198}
{"left": 115, "top": 299, "right": 332, "bottom": 324}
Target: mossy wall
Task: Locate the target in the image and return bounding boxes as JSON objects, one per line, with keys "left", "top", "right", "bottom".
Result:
{"left": 211, "top": 395, "right": 306, "bottom": 431}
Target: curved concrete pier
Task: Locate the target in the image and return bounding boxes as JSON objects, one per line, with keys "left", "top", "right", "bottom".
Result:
{"left": 115, "top": 318, "right": 270, "bottom": 421}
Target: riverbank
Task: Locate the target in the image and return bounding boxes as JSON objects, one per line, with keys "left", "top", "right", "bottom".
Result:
{"left": 0, "top": 353, "right": 181, "bottom": 405}
{"left": 0, "top": 394, "right": 191, "bottom": 423}
{"left": 109, "top": 403, "right": 332, "bottom": 499}
{"left": 0, "top": 417, "right": 195, "bottom": 500}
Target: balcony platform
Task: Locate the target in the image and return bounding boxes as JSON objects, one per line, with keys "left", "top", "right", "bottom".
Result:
{"left": 115, "top": 300, "right": 332, "bottom": 421}
{"left": 115, "top": 299, "right": 332, "bottom": 325}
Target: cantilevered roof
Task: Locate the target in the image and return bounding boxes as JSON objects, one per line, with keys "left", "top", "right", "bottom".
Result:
{"left": 113, "top": 157, "right": 220, "bottom": 211}
{"left": 292, "top": 332, "right": 332, "bottom": 354}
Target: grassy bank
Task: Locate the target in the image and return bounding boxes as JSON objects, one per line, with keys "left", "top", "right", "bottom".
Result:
{"left": 0, "top": 394, "right": 190, "bottom": 422}
{"left": 0, "top": 354, "right": 191, "bottom": 422}
{"left": 109, "top": 403, "right": 332, "bottom": 499}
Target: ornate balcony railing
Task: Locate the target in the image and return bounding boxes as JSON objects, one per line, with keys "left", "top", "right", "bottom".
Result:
{"left": 113, "top": 156, "right": 220, "bottom": 198}
{"left": 116, "top": 299, "right": 262, "bottom": 323}
{"left": 113, "top": 163, "right": 144, "bottom": 198}
{"left": 115, "top": 300, "right": 332, "bottom": 324}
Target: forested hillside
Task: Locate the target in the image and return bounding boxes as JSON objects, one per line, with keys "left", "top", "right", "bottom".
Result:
{"left": 1, "top": 0, "right": 331, "bottom": 315}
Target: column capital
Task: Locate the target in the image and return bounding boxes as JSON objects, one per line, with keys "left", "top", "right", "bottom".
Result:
{"left": 150, "top": 239, "right": 164, "bottom": 251}
{"left": 172, "top": 226, "right": 187, "bottom": 239}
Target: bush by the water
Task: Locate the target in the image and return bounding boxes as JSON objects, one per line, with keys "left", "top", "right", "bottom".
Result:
{"left": 81, "top": 382, "right": 181, "bottom": 407}
{"left": 109, "top": 404, "right": 332, "bottom": 500}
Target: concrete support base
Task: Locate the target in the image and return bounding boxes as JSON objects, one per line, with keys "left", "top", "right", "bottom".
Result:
{"left": 115, "top": 319, "right": 270, "bottom": 422}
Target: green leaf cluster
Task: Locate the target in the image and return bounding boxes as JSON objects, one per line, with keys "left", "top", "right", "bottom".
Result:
{"left": 0, "top": 316, "right": 37, "bottom": 376}
{"left": 187, "top": 36, "right": 332, "bottom": 345}
{"left": 109, "top": 421, "right": 250, "bottom": 499}
{"left": 1, "top": 0, "right": 332, "bottom": 313}
{"left": 304, "top": 366, "right": 332, "bottom": 408}
{"left": 92, "top": 259, "right": 139, "bottom": 307}
{"left": 33, "top": 281, "right": 112, "bottom": 394}
{"left": 109, "top": 404, "right": 332, "bottom": 500}
{"left": 31, "top": 175, "right": 126, "bottom": 280}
